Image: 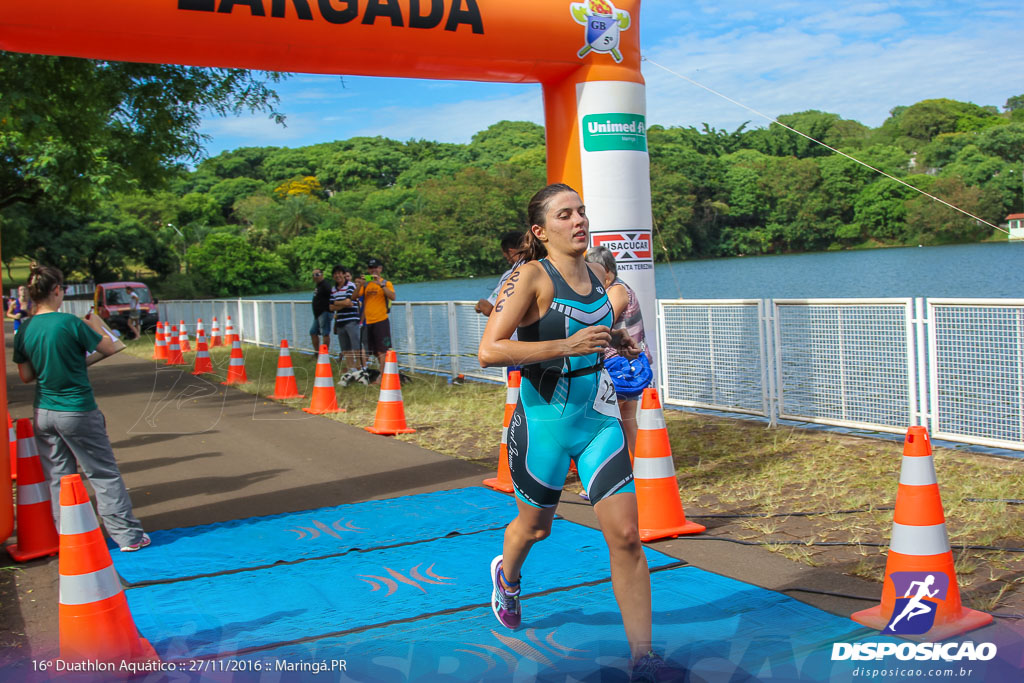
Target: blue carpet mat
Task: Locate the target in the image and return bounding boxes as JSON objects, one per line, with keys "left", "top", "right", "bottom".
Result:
{"left": 111, "top": 487, "right": 518, "bottom": 584}
{"left": 238, "top": 569, "right": 1018, "bottom": 683}
{"left": 126, "top": 520, "right": 681, "bottom": 660}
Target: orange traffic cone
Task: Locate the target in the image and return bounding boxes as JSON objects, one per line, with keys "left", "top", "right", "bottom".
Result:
{"left": 365, "top": 350, "right": 414, "bottom": 435}
{"left": 154, "top": 322, "right": 169, "bottom": 361}
{"left": 191, "top": 330, "right": 214, "bottom": 375}
{"left": 6, "top": 419, "right": 60, "bottom": 561}
{"left": 221, "top": 339, "right": 248, "bottom": 385}
{"left": 178, "top": 320, "right": 191, "bottom": 353}
{"left": 303, "top": 345, "right": 343, "bottom": 414}
{"left": 149, "top": 321, "right": 162, "bottom": 360}
{"left": 196, "top": 318, "right": 205, "bottom": 338}
{"left": 8, "top": 413, "right": 16, "bottom": 481}
{"left": 483, "top": 370, "right": 519, "bottom": 492}
{"left": 268, "top": 340, "right": 305, "bottom": 400}
{"left": 225, "top": 316, "right": 236, "bottom": 345}
{"left": 164, "top": 325, "right": 184, "bottom": 366}
{"left": 851, "top": 426, "right": 992, "bottom": 640}
{"left": 210, "top": 316, "right": 223, "bottom": 348}
{"left": 58, "top": 474, "right": 159, "bottom": 663}
{"left": 634, "top": 388, "right": 705, "bottom": 542}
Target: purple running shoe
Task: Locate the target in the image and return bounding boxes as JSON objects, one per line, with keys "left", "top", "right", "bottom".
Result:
{"left": 489, "top": 555, "right": 521, "bottom": 629}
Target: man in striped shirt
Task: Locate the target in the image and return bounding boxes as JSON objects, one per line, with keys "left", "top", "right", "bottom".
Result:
{"left": 330, "top": 265, "right": 363, "bottom": 376}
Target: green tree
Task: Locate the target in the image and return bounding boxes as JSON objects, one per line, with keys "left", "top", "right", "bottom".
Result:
{"left": 0, "top": 54, "right": 285, "bottom": 211}
{"left": 851, "top": 179, "right": 917, "bottom": 242}
{"left": 318, "top": 137, "right": 414, "bottom": 191}
{"left": 209, "top": 177, "right": 268, "bottom": 221}
{"left": 187, "top": 233, "right": 289, "bottom": 297}
{"left": 905, "top": 176, "right": 994, "bottom": 244}
{"left": 276, "top": 229, "right": 356, "bottom": 282}
{"left": 275, "top": 194, "right": 324, "bottom": 240}
{"left": 468, "top": 121, "right": 546, "bottom": 166}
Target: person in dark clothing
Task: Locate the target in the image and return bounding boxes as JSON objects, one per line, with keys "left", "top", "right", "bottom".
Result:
{"left": 309, "top": 268, "right": 333, "bottom": 351}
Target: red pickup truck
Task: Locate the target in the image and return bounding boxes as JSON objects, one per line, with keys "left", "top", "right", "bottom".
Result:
{"left": 94, "top": 281, "right": 158, "bottom": 334}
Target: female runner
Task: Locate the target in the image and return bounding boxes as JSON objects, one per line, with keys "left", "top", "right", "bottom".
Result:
{"left": 479, "top": 183, "right": 665, "bottom": 679}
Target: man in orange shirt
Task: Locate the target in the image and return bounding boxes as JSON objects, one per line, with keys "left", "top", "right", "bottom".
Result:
{"left": 358, "top": 258, "right": 396, "bottom": 379}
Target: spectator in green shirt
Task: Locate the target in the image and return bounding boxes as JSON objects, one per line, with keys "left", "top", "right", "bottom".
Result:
{"left": 12, "top": 264, "right": 149, "bottom": 552}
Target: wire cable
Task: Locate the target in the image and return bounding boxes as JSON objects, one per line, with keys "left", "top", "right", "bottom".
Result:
{"left": 641, "top": 56, "right": 1009, "bottom": 235}
{"left": 671, "top": 535, "right": 1024, "bottom": 553}
{"left": 688, "top": 507, "right": 894, "bottom": 519}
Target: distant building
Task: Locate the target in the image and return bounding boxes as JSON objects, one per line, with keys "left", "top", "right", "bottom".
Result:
{"left": 1009, "top": 213, "right": 1024, "bottom": 240}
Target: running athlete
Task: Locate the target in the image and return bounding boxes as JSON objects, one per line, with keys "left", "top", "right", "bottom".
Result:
{"left": 479, "top": 184, "right": 664, "bottom": 679}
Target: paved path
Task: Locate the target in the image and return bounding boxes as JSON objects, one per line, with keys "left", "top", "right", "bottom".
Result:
{"left": 1, "top": 337, "right": 894, "bottom": 670}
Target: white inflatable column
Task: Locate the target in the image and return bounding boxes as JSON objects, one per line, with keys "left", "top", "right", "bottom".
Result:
{"left": 543, "top": 72, "right": 658, "bottom": 375}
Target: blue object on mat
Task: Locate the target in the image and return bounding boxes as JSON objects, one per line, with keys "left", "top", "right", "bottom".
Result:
{"left": 126, "top": 521, "right": 681, "bottom": 660}
{"left": 111, "top": 487, "right": 518, "bottom": 584}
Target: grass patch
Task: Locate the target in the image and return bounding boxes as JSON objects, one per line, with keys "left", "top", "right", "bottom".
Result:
{"left": 121, "top": 336, "right": 1024, "bottom": 614}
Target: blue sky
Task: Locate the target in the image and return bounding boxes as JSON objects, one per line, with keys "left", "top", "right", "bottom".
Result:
{"left": 198, "top": 0, "right": 1024, "bottom": 157}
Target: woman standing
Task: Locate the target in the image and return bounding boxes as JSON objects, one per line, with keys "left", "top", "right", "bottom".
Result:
{"left": 478, "top": 184, "right": 665, "bottom": 679}
{"left": 12, "top": 264, "right": 149, "bottom": 551}
{"left": 585, "top": 245, "right": 654, "bottom": 458}
{"left": 7, "top": 285, "right": 33, "bottom": 333}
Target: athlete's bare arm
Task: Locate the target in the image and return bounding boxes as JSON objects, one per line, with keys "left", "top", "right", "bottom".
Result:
{"left": 478, "top": 261, "right": 611, "bottom": 367}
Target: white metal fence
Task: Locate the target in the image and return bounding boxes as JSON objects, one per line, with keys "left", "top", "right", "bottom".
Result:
{"left": 156, "top": 297, "right": 1024, "bottom": 453}
{"left": 658, "top": 297, "right": 1024, "bottom": 453}
{"left": 157, "top": 299, "right": 504, "bottom": 384}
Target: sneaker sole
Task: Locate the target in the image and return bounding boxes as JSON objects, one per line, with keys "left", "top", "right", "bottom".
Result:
{"left": 489, "top": 555, "right": 504, "bottom": 626}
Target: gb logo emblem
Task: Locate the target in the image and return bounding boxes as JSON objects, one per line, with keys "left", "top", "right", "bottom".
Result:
{"left": 570, "top": 0, "right": 632, "bottom": 63}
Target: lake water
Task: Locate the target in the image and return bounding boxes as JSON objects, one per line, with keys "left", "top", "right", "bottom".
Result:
{"left": 265, "top": 241, "right": 1023, "bottom": 302}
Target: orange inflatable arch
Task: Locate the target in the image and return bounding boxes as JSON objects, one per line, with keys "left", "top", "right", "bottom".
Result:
{"left": 0, "top": 2, "right": 658, "bottom": 537}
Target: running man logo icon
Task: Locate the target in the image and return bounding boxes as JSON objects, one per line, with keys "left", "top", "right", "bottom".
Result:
{"left": 883, "top": 571, "right": 950, "bottom": 635}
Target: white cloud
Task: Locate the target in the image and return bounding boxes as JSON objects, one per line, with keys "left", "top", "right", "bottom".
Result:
{"left": 202, "top": 114, "right": 312, "bottom": 144}
{"left": 641, "top": 13, "right": 1024, "bottom": 132}
{"left": 347, "top": 89, "right": 545, "bottom": 143}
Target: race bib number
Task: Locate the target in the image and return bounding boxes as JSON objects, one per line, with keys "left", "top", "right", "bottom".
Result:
{"left": 593, "top": 369, "right": 621, "bottom": 419}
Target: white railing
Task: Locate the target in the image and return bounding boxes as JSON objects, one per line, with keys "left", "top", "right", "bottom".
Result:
{"left": 158, "top": 299, "right": 504, "bottom": 384}
{"left": 657, "top": 299, "right": 770, "bottom": 418}
{"left": 658, "top": 297, "right": 1024, "bottom": 452}
{"left": 158, "top": 297, "right": 1024, "bottom": 452}
{"left": 772, "top": 298, "right": 917, "bottom": 435}
{"left": 927, "top": 299, "right": 1024, "bottom": 451}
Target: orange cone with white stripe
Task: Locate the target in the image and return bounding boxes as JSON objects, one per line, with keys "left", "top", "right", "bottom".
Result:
{"left": 851, "top": 426, "right": 992, "bottom": 640}
{"left": 8, "top": 413, "right": 17, "bottom": 481}
{"left": 58, "top": 474, "right": 158, "bottom": 663}
{"left": 634, "top": 388, "right": 705, "bottom": 542}
{"left": 191, "top": 330, "right": 214, "bottom": 375}
{"left": 164, "top": 325, "right": 184, "bottom": 365}
{"left": 268, "top": 340, "right": 305, "bottom": 400}
{"left": 196, "top": 318, "right": 205, "bottom": 338}
{"left": 221, "top": 339, "right": 248, "bottom": 385}
{"left": 365, "top": 350, "right": 414, "bottom": 435}
{"left": 0, "top": 411, "right": 11, "bottom": 544}
{"left": 303, "top": 345, "right": 343, "bottom": 414}
{"left": 6, "top": 419, "right": 60, "bottom": 561}
{"left": 178, "top": 320, "right": 191, "bottom": 353}
{"left": 155, "top": 321, "right": 169, "bottom": 360}
{"left": 150, "top": 321, "right": 165, "bottom": 360}
{"left": 225, "top": 316, "right": 236, "bottom": 345}
{"left": 210, "top": 317, "right": 223, "bottom": 347}
{"left": 483, "top": 370, "right": 518, "bottom": 492}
